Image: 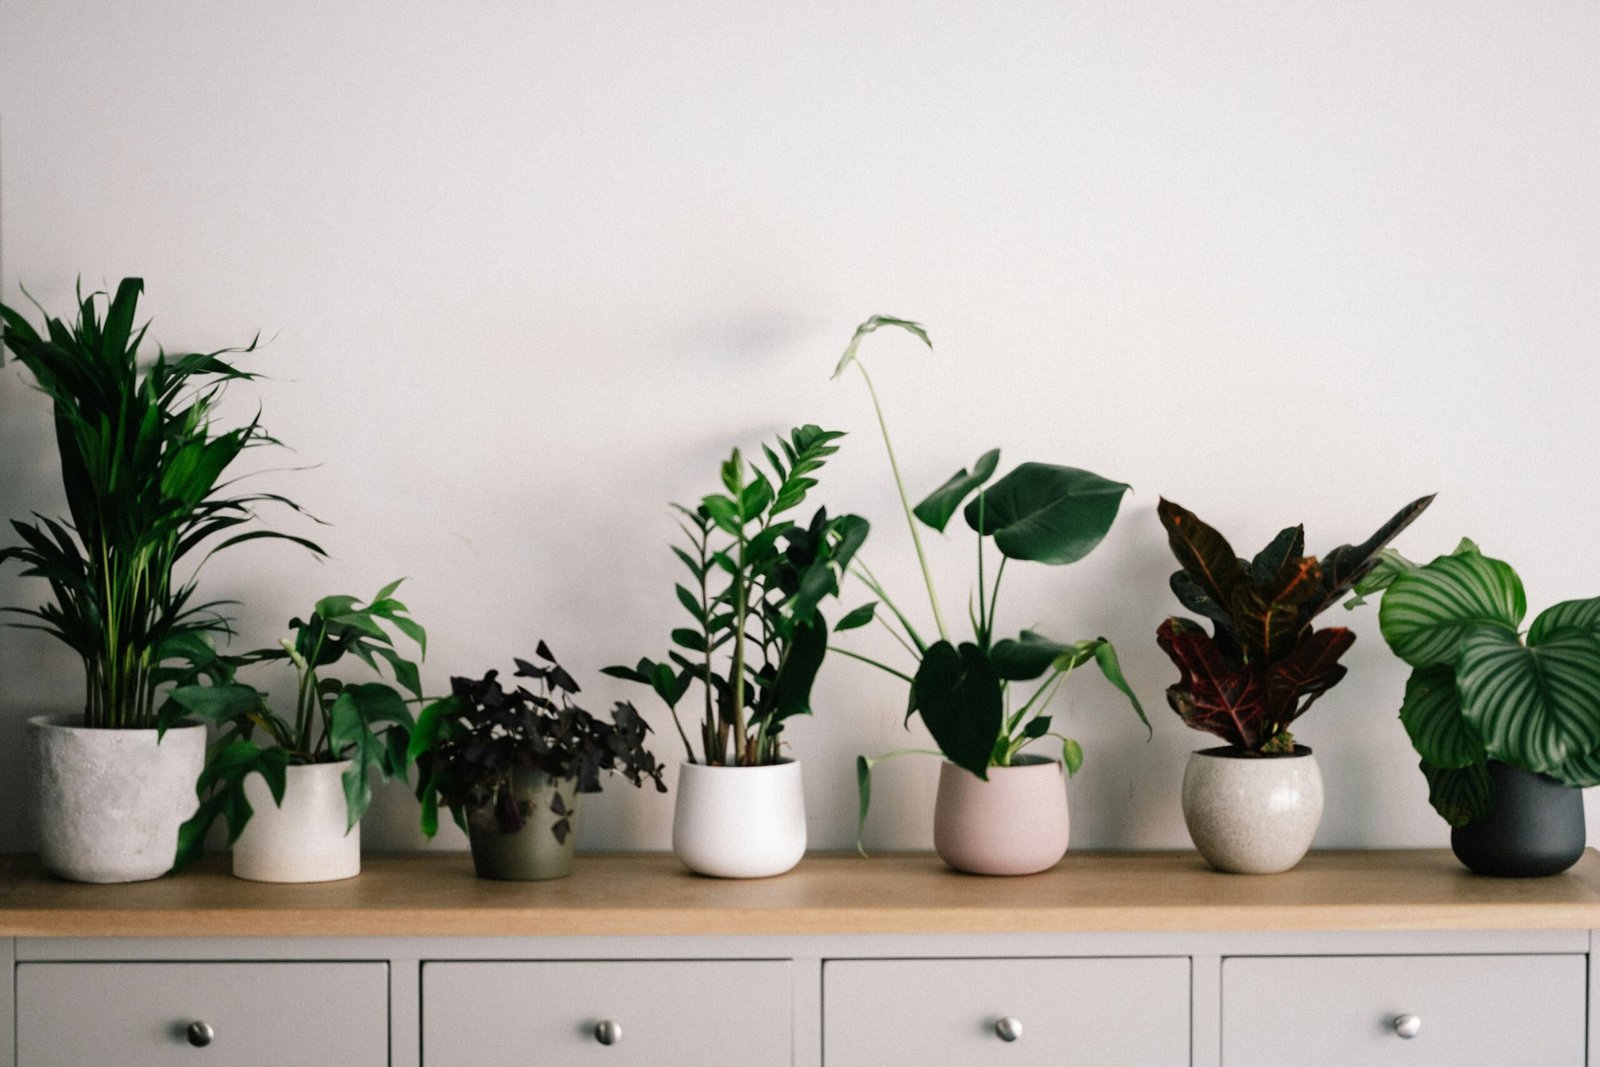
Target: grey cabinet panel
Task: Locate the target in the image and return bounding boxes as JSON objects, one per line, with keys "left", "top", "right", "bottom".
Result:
{"left": 1222, "top": 954, "right": 1587, "bottom": 1066}
{"left": 422, "top": 959, "right": 792, "bottom": 1067}
{"left": 15, "top": 961, "right": 388, "bottom": 1067}
{"left": 823, "top": 956, "right": 1190, "bottom": 1067}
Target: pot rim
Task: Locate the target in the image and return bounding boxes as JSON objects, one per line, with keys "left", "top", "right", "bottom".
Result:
{"left": 27, "top": 713, "right": 205, "bottom": 734}
{"left": 1192, "top": 744, "right": 1315, "bottom": 759}
{"left": 678, "top": 757, "right": 799, "bottom": 771}
{"left": 942, "top": 754, "right": 1062, "bottom": 772}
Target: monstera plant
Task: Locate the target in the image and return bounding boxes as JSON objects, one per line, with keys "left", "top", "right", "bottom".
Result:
{"left": 1156, "top": 495, "right": 1435, "bottom": 753}
{"left": 1352, "top": 541, "right": 1600, "bottom": 828}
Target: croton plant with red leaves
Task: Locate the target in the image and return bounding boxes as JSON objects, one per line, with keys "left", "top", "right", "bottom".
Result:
{"left": 1156, "top": 495, "right": 1434, "bottom": 753}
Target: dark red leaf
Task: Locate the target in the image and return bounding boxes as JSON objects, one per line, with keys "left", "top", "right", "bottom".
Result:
{"left": 1158, "top": 500, "right": 1247, "bottom": 623}
{"left": 1264, "top": 627, "right": 1355, "bottom": 726}
{"left": 1156, "top": 617, "right": 1269, "bottom": 749}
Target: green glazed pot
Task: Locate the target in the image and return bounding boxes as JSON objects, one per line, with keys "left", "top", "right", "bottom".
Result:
{"left": 465, "top": 770, "right": 578, "bottom": 881}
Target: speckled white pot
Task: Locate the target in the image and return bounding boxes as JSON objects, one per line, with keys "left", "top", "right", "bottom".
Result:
{"left": 233, "top": 761, "right": 360, "bottom": 883}
{"left": 1181, "top": 746, "right": 1323, "bottom": 875}
{"left": 29, "top": 714, "right": 206, "bottom": 883}
{"left": 673, "top": 760, "right": 806, "bottom": 879}
{"left": 933, "top": 758, "right": 1070, "bottom": 876}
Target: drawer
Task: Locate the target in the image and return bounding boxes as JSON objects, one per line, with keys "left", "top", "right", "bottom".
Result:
{"left": 1222, "top": 954, "right": 1586, "bottom": 1066}
{"left": 823, "top": 957, "right": 1189, "bottom": 1066}
{"left": 422, "top": 960, "right": 791, "bottom": 1067}
{"left": 15, "top": 961, "right": 388, "bottom": 1067}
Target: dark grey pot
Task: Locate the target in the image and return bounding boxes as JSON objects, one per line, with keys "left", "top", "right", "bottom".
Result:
{"left": 465, "top": 771, "right": 577, "bottom": 881}
{"left": 1451, "top": 761, "right": 1585, "bottom": 878}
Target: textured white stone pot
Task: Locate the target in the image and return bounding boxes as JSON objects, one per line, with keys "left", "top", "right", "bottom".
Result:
{"left": 233, "top": 760, "right": 360, "bottom": 883}
{"left": 1182, "top": 745, "right": 1323, "bottom": 874}
{"left": 933, "top": 757, "right": 1070, "bottom": 876}
{"left": 29, "top": 714, "right": 206, "bottom": 883}
{"left": 672, "top": 759, "right": 806, "bottom": 878}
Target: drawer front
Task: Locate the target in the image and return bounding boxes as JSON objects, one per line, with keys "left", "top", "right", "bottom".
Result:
{"left": 15, "top": 961, "right": 388, "bottom": 1067}
{"left": 823, "top": 957, "right": 1190, "bottom": 1066}
{"left": 422, "top": 960, "right": 791, "bottom": 1067}
{"left": 1222, "top": 954, "right": 1586, "bottom": 1066}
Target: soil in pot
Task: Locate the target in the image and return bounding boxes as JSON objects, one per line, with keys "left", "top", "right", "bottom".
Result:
{"left": 1451, "top": 761, "right": 1585, "bottom": 878}
{"left": 1181, "top": 745, "right": 1323, "bottom": 875}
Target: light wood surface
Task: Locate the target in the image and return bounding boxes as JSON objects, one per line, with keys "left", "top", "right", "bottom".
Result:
{"left": 3, "top": 849, "right": 1599, "bottom": 938}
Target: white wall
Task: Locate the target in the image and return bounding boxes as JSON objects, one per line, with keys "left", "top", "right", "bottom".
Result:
{"left": 1, "top": 1, "right": 1597, "bottom": 856}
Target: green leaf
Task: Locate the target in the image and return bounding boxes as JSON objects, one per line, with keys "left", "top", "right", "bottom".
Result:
{"left": 990, "top": 631, "right": 1098, "bottom": 681}
{"left": 835, "top": 602, "right": 878, "bottom": 632}
{"left": 855, "top": 754, "right": 873, "bottom": 856}
{"left": 1420, "top": 758, "right": 1495, "bottom": 827}
{"left": 911, "top": 641, "right": 1003, "bottom": 779}
{"left": 1093, "top": 640, "right": 1150, "bottom": 737}
{"left": 965, "top": 464, "right": 1130, "bottom": 565}
{"left": 1397, "top": 665, "right": 1484, "bottom": 769}
{"left": 831, "top": 314, "right": 931, "bottom": 379}
{"left": 1457, "top": 625, "right": 1600, "bottom": 774}
{"left": 676, "top": 584, "right": 707, "bottom": 622}
{"left": 913, "top": 450, "right": 1000, "bottom": 533}
{"left": 1529, "top": 598, "right": 1600, "bottom": 645}
{"left": 1061, "top": 737, "right": 1084, "bottom": 777}
{"left": 169, "top": 683, "right": 264, "bottom": 723}
{"left": 1379, "top": 550, "right": 1526, "bottom": 667}
{"left": 1344, "top": 548, "right": 1418, "bottom": 609}
{"left": 1248, "top": 526, "right": 1306, "bottom": 588}
{"left": 772, "top": 617, "right": 827, "bottom": 722}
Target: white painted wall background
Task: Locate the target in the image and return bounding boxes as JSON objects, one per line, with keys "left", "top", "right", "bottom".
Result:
{"left": 1, "top": 1, "right": 1596, "bottom": 857}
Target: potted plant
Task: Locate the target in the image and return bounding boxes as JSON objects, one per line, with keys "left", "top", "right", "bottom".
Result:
{"left": 410, "top": 643, "right": 667, "bottom": 880}
{"left": 165, "top": 582, "right": 424, "bottom": 882}
{"left": 0, "top": 279, "right": 321, "bottom": 883}
{"left": 605, "top": 424, "right": 869, "bottom": 878}
{"left": 1156, "top": 495, "right": 1433, "bottom": 873}
{"left": 834, "top": 316, "right": 1149, "bottom": 876}
{"left": 1349, "top": 540, "right": 1600, "bottom": 876}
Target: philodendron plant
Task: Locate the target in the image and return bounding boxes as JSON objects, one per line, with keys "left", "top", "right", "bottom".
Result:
{"left": 165, "top": 581, "right": 425, "bottom": 867}
{"left": 834, "top": 317, "right": 1149, "bottom": 839}
{"left": 411, "top": 643, "right": 667, "bottom": 842}
{"left": 0, "top": 279, "right": 322, "bottom": 729}
{"left": 1156, "top": 496, "right": 1433, "bottom": 753}
{"left": 1350, "top": 541, "right": 1600, "bottom": 825}
{"left": 605, "top": 425, "right": 870, "bottom": 766}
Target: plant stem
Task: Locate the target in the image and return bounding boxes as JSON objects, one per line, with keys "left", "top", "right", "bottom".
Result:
{"left": 828, "top": 646, "right": 916, "bottom": 684}
{"left": 988, "top": 556, "right": 1009, "bottom": 637}
{"left": 853, "top": 361, "right": 949, "bottom": 643}
{"left": 730, "top": 524, "right": 750, "bottom": 766}
{"left": 851, "top": 561, "right": 926, "bottom": 655}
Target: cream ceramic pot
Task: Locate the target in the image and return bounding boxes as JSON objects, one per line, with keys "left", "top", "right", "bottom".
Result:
{"left": 672, "top": 759, "right": 806, "bottom": 878}
{"left": 1181, "top": 746, "right": 1323, "bottom": 874}
{"left": 30, "top": 714, "right": 207, "bottom": 883}
{"left": 233, "top": 760, "right": 360, "bottom": 883}
{"left": 933, "top": 757, "right": 1070, "bottom": 875}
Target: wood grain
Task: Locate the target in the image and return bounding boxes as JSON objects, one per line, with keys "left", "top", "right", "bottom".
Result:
{"left": 3, "top": 850, "right": 1599, "bottom": 938}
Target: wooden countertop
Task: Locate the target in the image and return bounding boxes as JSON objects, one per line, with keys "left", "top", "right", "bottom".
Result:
{"left": 3, "top": 850, "right": 1600, "bottom": 938}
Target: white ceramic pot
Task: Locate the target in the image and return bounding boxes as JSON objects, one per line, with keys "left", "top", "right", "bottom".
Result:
{"left": 672, "top": 759, "right": 806, "bottom": 878}
{"left": 933, "top": 757, "right": 1070, "bottom": 876}
{"left": 29, "top": 714, "right": 206, "bottom": 883}
{"left": 233, "top": 760, "right": 360, "bottom": 883}
{"left": 1181, "top": 745, "right": 1323, "bottom": 874}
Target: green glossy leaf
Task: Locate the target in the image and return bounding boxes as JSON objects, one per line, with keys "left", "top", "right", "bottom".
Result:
{"left": 1550, "top": 745, "right": 1600, "bottom": 789}
{"left": 835, "top": 602, "right": 877, "bottom": 632}
{"left": 911, "top": 641, "right": 1003, "bottom": 778}
{"left": 913, "top": 449, "right": 1000, "bottom": 533}
{"left": 1062, "top": 737, "right": 1084, "bottom": 777}
{"left": 1420, "top": 758, "right": 1494, "bottom": 827}
{"left": 772, "top": 617, "right": 827, "bottom": 722}
{"left": 1529, "top": 598, "right": 1600, "bottom": 645}
{"left": 855, "top": 754, "right": 873, "bottom": 856}
{"left": 831, "top": 314, "right": 931, "bottom": 379}
{"left": 1093, "top": 640, "right": 1150, "bottom": 736}
{"left": 965, "top": 463, "right": 1130, "bottom": 565}
{"left": 1397, "top": 665, "right": 1483, "bottom": 769}
{"left": 990, "top": 631, "right": 1098, "bottom": 681}
{"left": 1457, "top": 626, "right": 1600, "bottom": 774}
{"left": 1248, "top": 525, "right": 1305, "bottom": 588}
{"left": 1379, "top": 550, "right": 1525, "bottom": 667}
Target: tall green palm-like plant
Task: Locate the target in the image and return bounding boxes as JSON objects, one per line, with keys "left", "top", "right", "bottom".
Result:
{"left": 0, "top": 278, "right": 322, "bottom": 729}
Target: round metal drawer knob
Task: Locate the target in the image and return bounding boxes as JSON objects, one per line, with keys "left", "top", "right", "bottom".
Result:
{"left": 594, "top": 1019, "right": 622, "bottom": 1046}
{"left": 1392, "top": 1013, "right": 1422, "bottom": 1040}
{"left": 994, "top": 1016, "right": 1024, "bottom": 1042}
{"left": 186, "top": 1021, "right": 215, "bottom": 1048}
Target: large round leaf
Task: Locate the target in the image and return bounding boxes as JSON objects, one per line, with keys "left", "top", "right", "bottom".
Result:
{"left": 1457, "top": 625, "right": 1600, "bottom": 774}
{"left": 1378, "top": 551, "right": 1524, "bottom": 667}
{"left": 914, "top": 449, "right": 1000, "bottom": 533}
{"left": 964, "top": 463, "right": 1130, "bottom": 565}
{"left": 1419, "top": 758, "right": 1494, "bottom": 828}
{"left": 1397, "top": 665, "right": 1484, "bottom": 769}
{"left": 1528, "top": 597, "right": 1600, "bottom": 645}
{"left": 911, "top": 641, "right": 1003, "bottom": 779}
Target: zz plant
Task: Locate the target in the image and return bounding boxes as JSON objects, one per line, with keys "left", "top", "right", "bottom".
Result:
{"left": 411, "top": 642, "right": 666, "bottom": 842}
{"left": 1350, "top": 541, "right": 1600, "bottom": 825}
{"left": 165, "top": 581, "right": 425, "bottom": 867}
{"left": 606, "top": 425, "right": 870, "bottom": 766}
{"left": 833, "top": 317, "right": 1149, "bottom": 839}
{"left": 0, "top": 279, "right": 321, "bottom": 729}
{"left": 1156, "top": 496, "right": 1433, "bottom": 753}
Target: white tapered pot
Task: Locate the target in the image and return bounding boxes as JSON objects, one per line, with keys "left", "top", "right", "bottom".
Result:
{"left": 30, "top": 715, "right": 206, "bottom": 884}
{"left": 672, "top": 760, "right": 806, "bottom": 878}
{"left": 1181, "top": 745, "right": 1323, "bottom": 874}
{"left": 233, "top": 761, "right": 360, "bottom": 883}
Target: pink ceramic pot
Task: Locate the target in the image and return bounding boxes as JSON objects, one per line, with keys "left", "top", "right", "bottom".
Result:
{"left": 932, "top": 757, "right": 1070, "bottom": 875}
